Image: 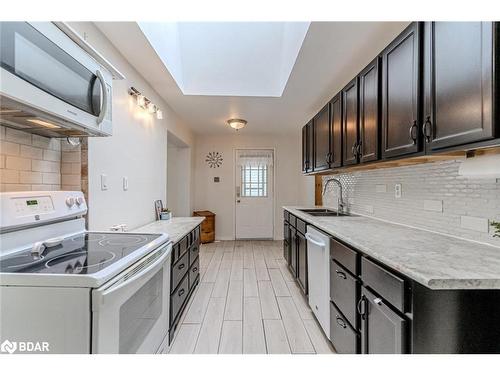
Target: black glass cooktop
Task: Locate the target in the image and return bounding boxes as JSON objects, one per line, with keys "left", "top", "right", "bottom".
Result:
{"left": 0, "top": 232, "right": 162, "bottom": 275}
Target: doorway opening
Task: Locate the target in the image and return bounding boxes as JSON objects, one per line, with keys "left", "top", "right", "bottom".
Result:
{"left": 167, "top": 131, "right": 191, "bottom": 217}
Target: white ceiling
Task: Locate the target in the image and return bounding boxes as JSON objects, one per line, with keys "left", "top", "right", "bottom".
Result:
{"left": 95, "top": 22, "right": 409, "bottom": 135}
{"left": 137, "top": 22, "right": 310, "bottom": 97}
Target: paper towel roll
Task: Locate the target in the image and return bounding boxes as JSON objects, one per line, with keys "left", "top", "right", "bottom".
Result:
{"left": 458, "top": 154, "right": 500, "bottom": 178}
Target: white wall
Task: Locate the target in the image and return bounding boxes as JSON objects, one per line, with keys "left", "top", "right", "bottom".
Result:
{"left": 68, "top": 22, "right": 194, "bottom": 231}
{"left": 193, "top": 132, "right": 302, "bottom": 240}
{"left": 167, "top": 141, "right": 192, "bottom": 217}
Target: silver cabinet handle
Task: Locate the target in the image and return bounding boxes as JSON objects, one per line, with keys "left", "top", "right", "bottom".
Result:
{"left": 96, "top": 69, "right": 108, "bottom": 125}
{"left": 409, "top": 121, "right": 418, "bottom": 144}
{"left": 374, "top": 297, "right": 382, "bottom": 305}
{"left": 422, "top": 116, "right": 432, "bottom": 143}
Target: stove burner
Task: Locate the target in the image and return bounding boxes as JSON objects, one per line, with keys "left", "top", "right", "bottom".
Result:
{"left": 72, "top": 233, "right": 106, "bottom": 242}
{"left": 98, "top": 235, "right": 148, "bottom": 247}
{"left": 45, "top": 250, "right": 116, "bottom": 270}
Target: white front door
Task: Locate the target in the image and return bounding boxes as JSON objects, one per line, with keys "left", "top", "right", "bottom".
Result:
{"left": 235, "top": 149, "right": 274, "bottom": 239}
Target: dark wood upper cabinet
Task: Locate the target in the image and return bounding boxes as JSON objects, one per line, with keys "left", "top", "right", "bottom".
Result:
{"left": 302, "top": 121, "right": 313, "bottom": 173}
{"left": 330, "top": 93, "right": 343, "bottom": 168}
{"left": 313, "top": 103, "right": 331, "bottom": 171}
{"left": 382, "top": 22, "right": 422, "bottom": 159}
{"left": 342, "top": 77, "right": 360, "bottom": 166}
{"left": 423, "top": 22, "right": 498, "bottom": 151}
{"left": 359, "top": 57, "right": 381, "bottom": 163}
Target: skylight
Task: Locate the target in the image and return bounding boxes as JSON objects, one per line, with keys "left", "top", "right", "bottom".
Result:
{"left": 138, "top": 22, "right": 310, "bottom": 97}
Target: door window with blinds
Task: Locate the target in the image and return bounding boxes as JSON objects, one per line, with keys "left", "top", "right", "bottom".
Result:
{"left": 236, "top": 150, "right": 273, "bottom": 198}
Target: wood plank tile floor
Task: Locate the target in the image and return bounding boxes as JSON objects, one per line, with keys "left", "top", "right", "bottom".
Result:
{"left": 168, "top": 240, "right": 335, "bottom": 354}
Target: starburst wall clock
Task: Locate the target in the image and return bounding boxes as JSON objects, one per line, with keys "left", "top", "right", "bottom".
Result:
{"left": 206, "top": 151, "right": 223, "bottom": 168}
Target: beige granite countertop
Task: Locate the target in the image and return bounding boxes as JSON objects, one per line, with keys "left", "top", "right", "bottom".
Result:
{"left": 284, "top": 206, "right": 500, "bottom": 290}
{"left": 134, "top": 217, "right": 204, "bottom": 244}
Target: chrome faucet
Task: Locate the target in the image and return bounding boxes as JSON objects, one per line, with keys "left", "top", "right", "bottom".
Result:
{"left": 322, "top": 177, "right": 346, "bottom": 215}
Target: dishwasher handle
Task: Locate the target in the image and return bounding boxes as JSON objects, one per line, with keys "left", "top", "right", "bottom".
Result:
{"left": 305, "top": 233, "right": 326, "bottom": 248}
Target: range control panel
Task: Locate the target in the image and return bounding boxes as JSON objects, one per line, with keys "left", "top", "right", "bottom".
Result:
{"left": 0, "top": 191, "right": 87, "bottom": 231}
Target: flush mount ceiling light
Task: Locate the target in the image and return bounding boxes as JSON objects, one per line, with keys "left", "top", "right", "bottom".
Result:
{"left": 128, "top": 87, "right": 163, "bottom": 120}
{"left": 227, "top": 118, "right": 247, "bottom": 131}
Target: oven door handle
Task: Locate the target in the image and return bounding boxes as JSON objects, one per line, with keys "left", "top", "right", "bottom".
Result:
{"left": 96, "top": 244, "right": 170, "bottom": 301}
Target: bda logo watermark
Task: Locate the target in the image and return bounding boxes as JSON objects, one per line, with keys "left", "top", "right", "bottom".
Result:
{"left": 1, "top": 339, "right": 50, "bottom": 354}
{"left": 0, "top": 340, "right": 17, "bottom": 354}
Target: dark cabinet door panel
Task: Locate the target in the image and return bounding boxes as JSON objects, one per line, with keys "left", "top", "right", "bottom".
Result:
{"left": 382, "top": 22, "right": 421, "bottom": 158}
{"left": 424, "top": 22, "right": 496, "bottom": 150}
{"left": 360, "top": 287, "right": 407, "bottom": 354}
{"left": 302, "top": 121, "right": 314, "bottom": 173}
{"left": 342, "top": 78, "right": 359, "bottom": 165}
{"left": 297, "top": 231, "right": 308, "bottom": 294}
{"left": 313, "top": 103, "right": 331, "bottom": 171}
{"left": 290, "top": 230, "right": 298, "bottom": 277}
{"left": 359, "top": 57, "right": 381, "bottom": 163}
{"left": 330, "top": 93, "right": 343, "bottom": 168}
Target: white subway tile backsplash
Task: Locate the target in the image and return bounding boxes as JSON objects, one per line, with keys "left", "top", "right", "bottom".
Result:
{"left": 43, "top": 149, "right": 61, "bottom": 162}
{"left": 460, "top": 216, "right": 490, "bottom": 233}
{"left": 20, "top": 145, "right": 43, "bottom": 160}
{"left": 424, "top": 199, "right": 443, "bottom": 212}
{"left": 0, "top": 126, "right": 79, "bottom": 192}
{"left": 42, "top": 172, "right": 61, "bottom": 185}
{"left": 5, "top": 156, "right": 31, "bottom": 171}
{"left": 323, "top": 159, "right": 500, "bottom": 246}
{"left": 1, "top": 169, "right": 19, "bottom": 183}
{"left": 61, "top": 151, "right": 81, "bottom": 163}
{"left": 0, "top": 141, "right": 20, "bottom": 156}
{"left": 5, "top": 128, "right": 32, "bottom": 145}
{"left": 376, "top": 184, "right": 387, "bottom": 193}
{"left": 19, "top": 171, "right": 43, "bottom": 184}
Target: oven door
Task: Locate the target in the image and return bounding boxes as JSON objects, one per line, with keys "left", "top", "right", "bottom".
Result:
{"left": 91, "top": 243, "right": 171, "bottom": 354}
{"left": 0, "top": 22, "right": 112, "bottom": 135}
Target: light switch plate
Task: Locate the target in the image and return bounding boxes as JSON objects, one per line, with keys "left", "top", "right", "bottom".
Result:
{"left": 101, "top": 174, "right": 108, "bottom": 191}
{"left": 394, "top": 183, "right": 402, "bottom": 199}
{"left": 123, "top": 176, "right": 128, "bottom": 191}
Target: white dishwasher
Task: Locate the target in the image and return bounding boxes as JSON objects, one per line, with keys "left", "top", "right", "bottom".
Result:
{"left": 305, "top": 225, "right": 331, "bottom": 339}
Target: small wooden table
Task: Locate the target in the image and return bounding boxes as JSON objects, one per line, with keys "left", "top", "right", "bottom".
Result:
{"left": 193, "top": 210, "right": 215, "bottom": 243}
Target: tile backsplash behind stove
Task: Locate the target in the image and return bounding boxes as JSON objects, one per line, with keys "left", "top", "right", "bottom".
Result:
{"left": 322, "top": 159, "right": 500, "bottom": 246}
{"left": 0, "top": 126, "right": 82, "bottom": 192}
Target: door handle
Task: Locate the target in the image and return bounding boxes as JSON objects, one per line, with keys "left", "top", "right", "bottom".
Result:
{"left": 335, "top": 269, "right": 347, "bottom": 279}
{"left": 305, "top": 233, "right": 326, "bottom": 248}
{"left": 95, "top": 70, "right": 108, "bottom": 125}
{"left": 409, "top": 121, "right": 418, "bottom": 144}
{"left": 422, "top": 116, "right": 432, "bottom": 143}
{"left": 336, "top": 316, "right": 347, "bottom": 329}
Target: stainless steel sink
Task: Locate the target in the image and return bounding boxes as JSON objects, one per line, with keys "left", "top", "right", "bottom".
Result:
{"left": 298, "top": 208, "right": 353, "bottom": 217}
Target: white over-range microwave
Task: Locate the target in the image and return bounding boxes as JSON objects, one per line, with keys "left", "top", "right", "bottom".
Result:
{"left": 0, "top": 22, "right": 113, "bottom": 137}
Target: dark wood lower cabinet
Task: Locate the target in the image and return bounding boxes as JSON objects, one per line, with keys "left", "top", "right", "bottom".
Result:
{"left": 297, "top": 231, "right": 308, "bottom": 295}
{"left": 169, "top": 225, "right": 201, "bottom": 343}
{"left": 284, "top": 209, "right": 500, "bottom": 354}
{"left": 359, "top": 286, "right": 407, "bottom": 354}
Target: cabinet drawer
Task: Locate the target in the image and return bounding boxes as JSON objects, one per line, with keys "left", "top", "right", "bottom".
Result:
{"left": 171, "top": 250, "right": 189, "bottom": 291}
{"left": 189, "top": 256, "right": 200, "bottom": 290}
{"left": 289, "top": 214, "right": 297, "bottom": 228}
{"left": 284, "top": 210, "right": 290, "bottom": 222}
{"left": 330, "top": 302, "right": 359, "bottom": 354}
{"left": 189, "top": 242, "right": 200, "bottom": 266}
{"left": 178, "top": 236, "right": 189, "bottom": 259}
{"left": 171, "top": 242, "right": 180, "bottom": 263}
{"left": 170, "top": 274, "right": 189, "bottom": 322}
{"left": 330, "top": 260, "right": 359, "bottom": 329}
{"left": 296, "top": 218, "right": 307, "bottom": 234}
{"left": 361, "top": 257, "right": 406, "bottom": 312}
{"left": 331, "top": 239, "right": 359, "bottom": 276}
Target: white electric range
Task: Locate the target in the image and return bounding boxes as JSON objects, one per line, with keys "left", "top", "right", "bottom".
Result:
{"left": 0, "top": 191, "right": 172, "bottom": 354}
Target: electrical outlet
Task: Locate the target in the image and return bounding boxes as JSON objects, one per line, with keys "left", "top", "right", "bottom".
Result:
{"left": 394, "top": 183, "right": 402, "bottom": 199}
